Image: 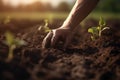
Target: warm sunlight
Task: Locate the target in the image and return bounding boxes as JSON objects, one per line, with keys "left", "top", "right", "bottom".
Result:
{"left": 8, "top": 0, "right": 20, "bottom": 6}
{"left": 3, "top": 0, "right": 35, "bottom": 6}
{"left": 3, "top": 0, "right": 74, "bottom": 7}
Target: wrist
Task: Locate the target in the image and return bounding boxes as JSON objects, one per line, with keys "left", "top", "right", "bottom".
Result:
{"left": 60, "top": 24, "right": 74, "bottom": 31}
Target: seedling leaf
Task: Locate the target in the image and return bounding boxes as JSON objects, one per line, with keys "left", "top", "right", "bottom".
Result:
{"left": 4, "top": 31, "right": 27, "bottom": 62}
{"left": 38, "top": 19, "right": 51, "bottom": 33}
{"left": 5, "top": 31, "right": 14, "bottom": 46}
{"left": 99, "top": 17, "right": 103, "bottom": 26}
{"left": 88, "top": 27, "right": 98, "bottom": 35}
{"left": 88, "top": 28, "right": 93, "bottom": 33}
{"left": 15, "top": 38, "right": 27, "bottom": 46}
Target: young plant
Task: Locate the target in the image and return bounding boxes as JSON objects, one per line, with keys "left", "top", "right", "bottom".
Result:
{"left": 5, "top": 31, "right": 27, "bottom": 62}
{"left": 38, "top": 19, "right": 51, "bottom": 33}
{"left": 88, "top": 17, "right": 110, "bottom": 40}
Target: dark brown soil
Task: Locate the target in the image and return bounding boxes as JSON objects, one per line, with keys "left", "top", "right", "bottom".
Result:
{"left": 0, "top": 19, "right": 120, "bottom": 80}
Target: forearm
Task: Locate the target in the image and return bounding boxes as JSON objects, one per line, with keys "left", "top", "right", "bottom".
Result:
{"left": 61, "top": 0, "right": 99, "bottom": 30}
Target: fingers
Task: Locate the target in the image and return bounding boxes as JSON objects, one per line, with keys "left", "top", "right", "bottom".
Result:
{"left": 64, "top": 35, "right": 72, "bottom": 49}
{"left": 42, "top": 31, "right": 53, "bottom": 49}
{"left": 51, "top": 30, "right": 60, "bottom": 48}
{"left": 42, "top": 30, "right": 59, "bottom": 49}
{"left": 42, "top": 28, "right": 73, "bottom": 49}
{"left": 51, "top": 35, "right": 59, "bottom": 48}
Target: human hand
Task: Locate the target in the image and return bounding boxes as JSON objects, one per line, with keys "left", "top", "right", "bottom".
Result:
{"left": 42, "top": 27, "right": 74, "bottom": 49}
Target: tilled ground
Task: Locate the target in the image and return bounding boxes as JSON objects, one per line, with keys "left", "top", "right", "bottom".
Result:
{"left": 0, "top": 19, "right": 120, "bottom": 80}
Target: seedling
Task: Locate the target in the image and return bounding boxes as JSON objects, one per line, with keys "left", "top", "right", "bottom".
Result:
{"left": 5, "top": 31, "right": 27, "bottom": 62}
{"left": 88, "top": 17, "right": 110, "bottom": 40}
{"left": 38, "top": 19, "right": 51, "bottom": 33}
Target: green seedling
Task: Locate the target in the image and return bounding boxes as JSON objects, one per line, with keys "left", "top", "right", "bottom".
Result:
{"left": 38, "top": 19, "right": 51, "bottom": 33}
{"left": 5, "top": 31, "right": 27, "bottom": 62}
{"left": 88, "top": 17, "right": 110, "bottom": 40}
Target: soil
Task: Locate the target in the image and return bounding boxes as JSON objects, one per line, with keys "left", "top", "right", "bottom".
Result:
{"left": 0, "top": 19, "right": 120, "bottom": 80}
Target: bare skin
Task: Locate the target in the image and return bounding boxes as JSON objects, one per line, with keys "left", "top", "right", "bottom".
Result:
{"left": 42, "top": 0, "right": 100, "bottom": 49}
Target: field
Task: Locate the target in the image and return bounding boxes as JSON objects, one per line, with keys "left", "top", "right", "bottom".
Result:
{"left": 0, "top": 12, "right": 120, "bottom": 80}
{"left": 0, "top": 12, "right": 120, "bottom": 20}
{"left": 0, "top": 12, "right": 68, "bottom": 20}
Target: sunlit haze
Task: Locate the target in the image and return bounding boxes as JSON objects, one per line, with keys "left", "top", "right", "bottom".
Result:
{"left": 2, "top": 0, "right": 74, "bottom": 7}
{"left": 3, "top": 0, "right": 34, "bottom": 6}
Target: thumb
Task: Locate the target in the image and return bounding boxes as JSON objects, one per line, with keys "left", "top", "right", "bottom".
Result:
{"left": 42, "top": 31, "right": 53, "bottom": 49}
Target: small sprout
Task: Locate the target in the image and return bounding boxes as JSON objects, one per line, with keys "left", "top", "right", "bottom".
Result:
{"left": 88, "top": 17, "right": 110, "bottom": 40}
{"left": 88, "top": 27, "right": 99, "bottom": 40}
{"left": 38, "top": 19, "right": 51, "bottom": 33}
{"left": 38, "top": 26, "right": 42, "bottom": 31}
{"left": 5, "top": 31, "right": 27, "bottom": 62}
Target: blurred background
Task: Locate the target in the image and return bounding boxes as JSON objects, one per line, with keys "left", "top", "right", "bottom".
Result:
{"left": 0, "top": 0, "right": 75, "bottom": 20}
{"left": 0, "top": 0, "right": 120, "bottom": 19}
{"left": 0, "top": 0, "right": 120, "bottom": 33}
